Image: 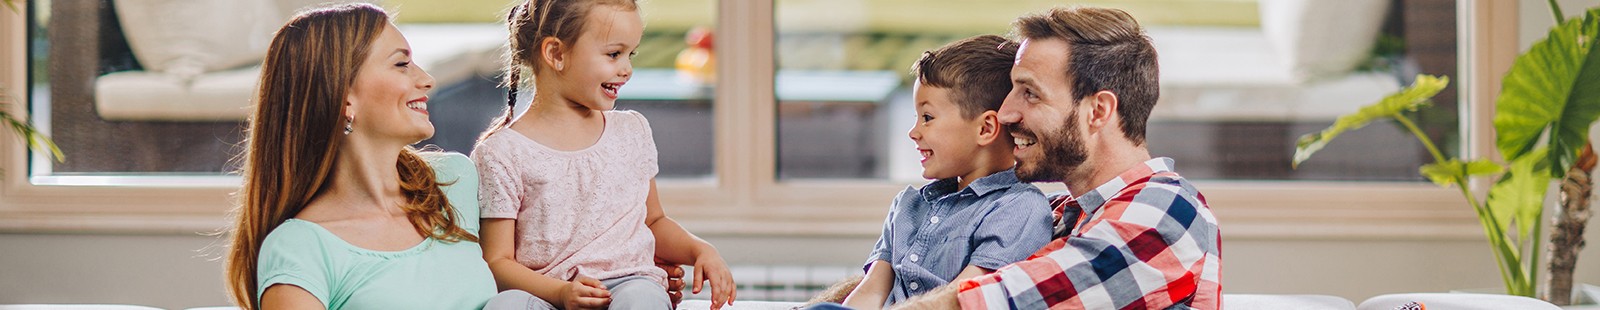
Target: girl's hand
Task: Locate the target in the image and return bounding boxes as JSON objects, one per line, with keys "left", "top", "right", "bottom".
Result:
{"left": 692, "top": 248, "right": 737, "bottom": 310}
{"left": 560, "top": 276, "right": 611, "bottom": 310}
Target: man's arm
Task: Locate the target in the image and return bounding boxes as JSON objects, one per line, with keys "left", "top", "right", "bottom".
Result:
{"left": 888, "top": 282, "right": 959, "bottom": 310}
{"left": 938, "top": 186, "right": 1220, "bottom": 310}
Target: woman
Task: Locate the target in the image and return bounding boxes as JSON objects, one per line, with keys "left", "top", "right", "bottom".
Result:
{"left": 222, "top": 3, "right": 504, "bottom": 309}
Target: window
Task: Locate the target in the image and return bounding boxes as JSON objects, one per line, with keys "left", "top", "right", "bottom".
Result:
{"left": 0, "top": 0, "right": 1515, "bottom": 239}
{"left": 773, "top": 0, "right": 1460, "bottom": 182}
{"left": 21, "top": 0, "right": 715, "bottom": 179}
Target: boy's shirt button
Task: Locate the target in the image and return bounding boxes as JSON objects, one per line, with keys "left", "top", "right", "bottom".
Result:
{"left": 909, "top": 282, "right": 920, "bottom": 290}
{"left": 930, "top": 216, "right": 941, "bottom": 224}
{"left": 909, "top": 254, "right": 920, "bottom": 262}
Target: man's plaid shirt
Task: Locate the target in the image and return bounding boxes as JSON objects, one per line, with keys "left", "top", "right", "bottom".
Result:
{"left": 955, "top": 158, "right": 1221, "bottom": 309}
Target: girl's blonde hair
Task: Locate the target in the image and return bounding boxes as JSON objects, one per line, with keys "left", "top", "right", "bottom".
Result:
{"left": 225, "top": 3, "right": 476, "bottom": 309}
{"left": 479, "top": 0, "right": 640, "bottom": 141}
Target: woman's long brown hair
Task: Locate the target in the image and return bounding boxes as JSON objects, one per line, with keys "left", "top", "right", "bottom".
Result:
{"left": 225, "top": 3, "right": 476, "bottom": 309}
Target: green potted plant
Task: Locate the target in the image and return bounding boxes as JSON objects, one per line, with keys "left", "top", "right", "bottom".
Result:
{"left": 1294, "top": 2, "right": 1599, "bottom": 305}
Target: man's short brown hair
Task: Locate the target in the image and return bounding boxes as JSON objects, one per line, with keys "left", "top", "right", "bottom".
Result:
{"left": 911, "top": 34, "right": 1020, "bottom": 119}
{"left": 1013, "top": 6, "right": 1159, "bottom": 144}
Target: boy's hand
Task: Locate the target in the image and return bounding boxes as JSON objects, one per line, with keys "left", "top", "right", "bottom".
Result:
{"left": 656, "top": 259, "right": 687, "bottom": 306}
{"left": 560, "top": 276, "right": 611, "bottom": 310}
{"left": 692, "top": 248, "right": 737, "bottom": 310}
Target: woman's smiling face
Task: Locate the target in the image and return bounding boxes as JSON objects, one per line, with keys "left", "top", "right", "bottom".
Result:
{"left": 346, "top": 23, "right": 437, "bottom": 143}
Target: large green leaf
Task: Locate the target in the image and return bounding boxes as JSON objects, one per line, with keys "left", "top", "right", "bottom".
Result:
{"left": 1420, "top": 159, "right": 1503, "bottom": 187}
{"left": 1494, "top": 8, "right": 1600, "bottom": 178}
{"left": 1487, "top": 147, "right": 1552, "bottom": 246}
{"left": 1293, "top": 75, "right": 1448, "bottom": 168}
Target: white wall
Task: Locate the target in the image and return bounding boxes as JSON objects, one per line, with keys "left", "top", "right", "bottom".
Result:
{"left": 1519, "top": 0, "right": 1600, "bottom": 50}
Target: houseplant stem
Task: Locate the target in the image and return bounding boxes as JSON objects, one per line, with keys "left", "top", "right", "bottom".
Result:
{"left": 1548, "top": 0, "right": 1566, "bottom": 23}
{"left": 1396, "top": 105, "right": 1535, "bottom": 296}
{"left": 1548, "top": 143, "right": 1595, "bottom": 305}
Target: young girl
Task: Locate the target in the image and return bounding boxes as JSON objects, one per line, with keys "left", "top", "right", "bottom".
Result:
{"left": 474, "top": 1, "right": 736, "bottom": 310}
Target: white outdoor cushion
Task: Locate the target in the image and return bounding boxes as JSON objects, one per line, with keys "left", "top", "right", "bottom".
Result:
{"left": 1357, "top": 293, "right": 1561, "bottom": 310}
{"left": 94, "top": 23, "right": 506, "bottom": 121}
{"left": 113, "top": 0, "right": 281, "bottom": 82}
{"left": 1224, "top": 294, "right": 1355, "bottom": 310}
{"left": 1259, "top": 0, "right": 1389, "bottom": 82}
{"left": 95, "top": 66, "right": 258, "bottom": 121}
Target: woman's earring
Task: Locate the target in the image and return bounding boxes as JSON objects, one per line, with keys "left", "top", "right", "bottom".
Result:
{"left": 556, "top": 62, "right": 564, "bottom": 71}
{"left": 344, "top": 117, "right": 354, "bottom": 135}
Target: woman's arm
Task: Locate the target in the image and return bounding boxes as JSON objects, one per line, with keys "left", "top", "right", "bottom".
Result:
{"left": 643, "top": 179, "right": 736, "bottom": 309}
{"left": 842, "top": 260, "right": 895, "bottom": 310}
{"left": 482, "top": 218, "right": 611, "bottom": 309}
{"left": 260, "top": 284, "right": 325, "bottom": 310}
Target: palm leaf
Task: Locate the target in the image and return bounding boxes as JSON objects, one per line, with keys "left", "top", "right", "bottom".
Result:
{"left": 0, "top": 84, "right": 64, "bottom": 162}
{"left": 0, "top": 110, "right": 62, "bottom": 163}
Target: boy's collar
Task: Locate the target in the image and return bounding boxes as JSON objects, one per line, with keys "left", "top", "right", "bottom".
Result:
{"left": 923, "top": 169, "right": 1020, "bottom": 197}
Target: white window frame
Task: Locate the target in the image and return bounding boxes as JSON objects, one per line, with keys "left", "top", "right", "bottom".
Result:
{"left": 0, "top": 0, "right": 1516, "bottom": 240}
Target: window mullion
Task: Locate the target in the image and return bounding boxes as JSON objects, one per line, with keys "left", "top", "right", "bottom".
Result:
{"left": 714, "top": 0, "right": 776, "bottom": 208}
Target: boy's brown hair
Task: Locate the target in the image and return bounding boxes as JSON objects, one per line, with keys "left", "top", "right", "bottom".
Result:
{"left": 910, "top": 34, "right": 1020, "bottom": 119}
{"left": 1013, "top": 6, "right": 1159, "bottom": 145}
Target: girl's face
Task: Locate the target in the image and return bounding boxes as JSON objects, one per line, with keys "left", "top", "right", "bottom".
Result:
{"left": 555, "top": 5, "right": 643, "bottom": 111}
{"left": 347, "top": 24, "right": 436, "bottom": 144}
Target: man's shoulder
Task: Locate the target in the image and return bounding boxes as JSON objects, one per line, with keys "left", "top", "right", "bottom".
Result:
{"left": 1138, "top": 170, "right": 1205, "bottom": 204}
{"left": 1099, "top": 169, "right": 1214, "bottom": 229}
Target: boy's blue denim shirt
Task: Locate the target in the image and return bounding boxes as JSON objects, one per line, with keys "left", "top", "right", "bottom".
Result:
{"left": 866, "top": 168, "right": 1055, "bottom": 306}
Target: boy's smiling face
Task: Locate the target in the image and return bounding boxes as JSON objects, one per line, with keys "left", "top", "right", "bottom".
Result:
{"left": 909, "top": 82, "right": 986, "bottom": 181}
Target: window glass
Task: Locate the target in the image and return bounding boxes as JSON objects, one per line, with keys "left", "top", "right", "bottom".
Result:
{"left": 773, "top": 0, "right": 1457, "bottom": 181}
{"left": 27, "top": 0, "right": 718, "bottom": 179}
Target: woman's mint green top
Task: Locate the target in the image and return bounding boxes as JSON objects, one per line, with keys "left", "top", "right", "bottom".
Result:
{"left": 255, "top": 153, "right": 497, "bottom": 309}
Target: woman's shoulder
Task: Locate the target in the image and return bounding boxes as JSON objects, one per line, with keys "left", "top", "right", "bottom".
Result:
{"left": 263, "top": 220, "right": 322, "bottom": 244}
{"left": 420, "top": 152, "right": 475, "bottom": 180}
{"left": 259, "top": 220, "right": 333, "bottom": 262}
{"left": 417, "top": 151, "right": 479, "bottom": 217}
{"left": 420, "top": 151, "right": 471, "bottom": 166}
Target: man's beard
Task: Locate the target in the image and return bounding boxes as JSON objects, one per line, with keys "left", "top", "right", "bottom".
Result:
{"left": 1013, "top": 110, "right": 1088, "bottom": 183}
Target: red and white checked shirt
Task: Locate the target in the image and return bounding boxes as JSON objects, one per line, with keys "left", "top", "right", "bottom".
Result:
{"left": 955, "top": 158, "right": 1221, "bottom": 310}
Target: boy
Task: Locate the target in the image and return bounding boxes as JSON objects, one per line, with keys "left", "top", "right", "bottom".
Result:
{"left": 840, "top": 35, "right": 1055, "bottom": 310}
